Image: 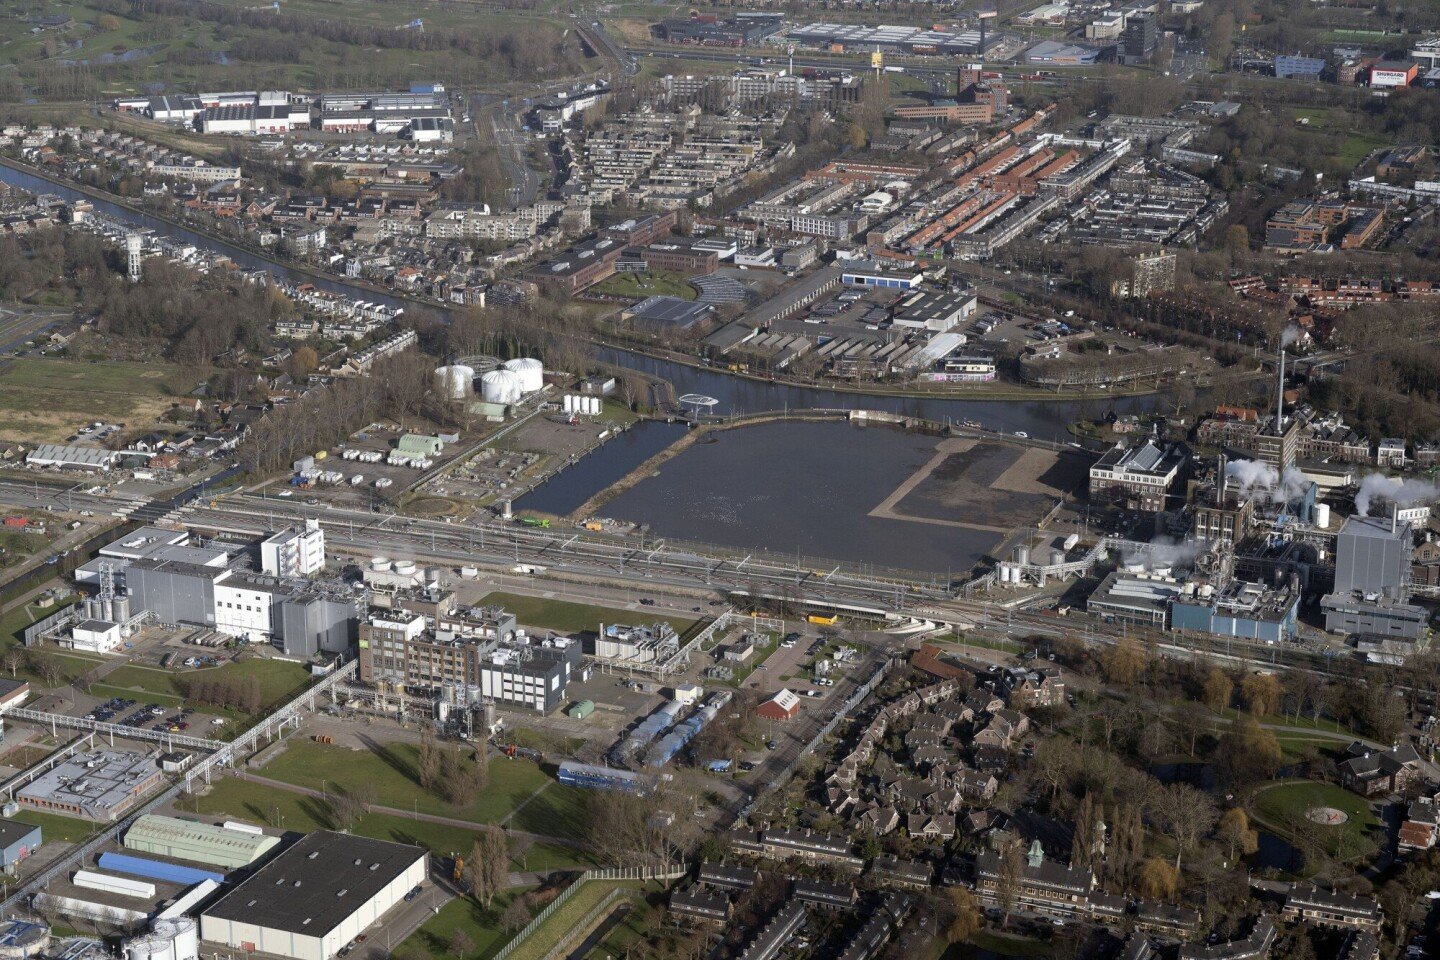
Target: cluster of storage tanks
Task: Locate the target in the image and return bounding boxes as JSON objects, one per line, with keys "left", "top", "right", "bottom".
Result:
{"left": 562, "top": 395, "right": 602, "bottom": 416}
{"left": 644, "top": 691, "right": 732, "bottom": 769}
{"left": 608, "top": 690, "right": 733, "bottom": 769}
{"left": 996, "top": 533, "right": 1083, "bottom": 585}
{"left": 81, "top": 592, "right": 131, "bottom": 624}
{"left": 474, "top": 358, "right": 545, "bottom": 405}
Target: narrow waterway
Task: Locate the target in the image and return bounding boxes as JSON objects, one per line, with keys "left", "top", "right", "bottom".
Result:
{"left": 512, "top": 419, "right": 687, "bottom": 516}
{"left": 0, "top": 160, "right": 1156, "bottom": 431}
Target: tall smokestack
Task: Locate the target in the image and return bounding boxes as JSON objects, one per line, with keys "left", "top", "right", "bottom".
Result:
{"left": 1275, "top": 346, "right": 1285, "bottom": 431}
{"left": 1217, "top": 453, "right": 1226, "bottom": 506}
{"left": 979, "top": 15, "right": 988, "bottom": 56}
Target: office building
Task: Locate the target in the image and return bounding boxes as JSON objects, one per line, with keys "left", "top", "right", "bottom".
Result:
{"left": 1089, "top": 439, "right": 1184, "bottom": 511}
{"left": 1121, "top": 13, "right": 1157, "bottom": 64}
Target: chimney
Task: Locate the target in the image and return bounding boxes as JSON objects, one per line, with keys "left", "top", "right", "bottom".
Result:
{"left": 1275, "top": 345, "right": 1285, "bottom": 431}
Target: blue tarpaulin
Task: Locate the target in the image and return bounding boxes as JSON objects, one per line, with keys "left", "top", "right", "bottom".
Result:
{"left": 98, "top": 852, "right": 225, "bottom": 885}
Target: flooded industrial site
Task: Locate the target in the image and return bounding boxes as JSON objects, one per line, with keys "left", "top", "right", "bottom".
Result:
{"left": 594, "top": 419, "right": 1091, "bottom": 576}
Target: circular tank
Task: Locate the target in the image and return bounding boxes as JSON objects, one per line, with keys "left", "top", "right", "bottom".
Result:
{"left": 394, "top": 560, "right": 418, "bottom": 576}
{"left": 170, "top": 917, "right": 199, "bottom": 960}
{"left": 370, "top": 556, "right": 391, "bottom": 572}
{"left": 434, "top": 365, "right": 475, "bottom": 401}
{"left": 124, "top": 929, "right": 175, "bottom": 960}
{"left": 503, "top": 357, "right": 544, "bottom": 394}
{"left": 113, "top": 595, "right": 131, "bottom": 623}
{"left": 1050, "top": 548, "right": 1065, "bottom": 566}
{"left": 0, "top": 920, "right": 50, "bottom": 960}
{"left": 480, "top": 370, "right": 522, "bottom": 405}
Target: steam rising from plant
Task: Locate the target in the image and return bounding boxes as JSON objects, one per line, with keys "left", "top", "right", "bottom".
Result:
{"left": 1355, "top": 474, "right": 1440, "bottom": 516}
{"left": 1279, "top": 325, "right": 1303, "bottom": 349}
{"left": 1224, "top": 459, "right": 1308, "bottom": 502}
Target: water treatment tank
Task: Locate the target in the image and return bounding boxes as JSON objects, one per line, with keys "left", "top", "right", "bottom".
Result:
{"left": 480, "top": 370, "right": 523, "bottom": 405}
{"left": 434, "top": 365, "right": 475, "bottom": 401}
{"left": 370, "top": 556, "right": 392, "bottom": 572}
{"left": 503, "top": 357, "right": 544, "bottom": 394}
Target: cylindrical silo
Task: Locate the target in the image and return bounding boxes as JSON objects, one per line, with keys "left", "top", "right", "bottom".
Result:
{"left": 434, "top": 365, "right": 475, "bottom": 401}
{"left": 171, "top": 917, "right": 199, "bottom": 960}
{"left": 480, "top": 370, "right": 522, "bottom": 405}
{"left": 1050, "top": 548, "right": 1065, "bottom": 566}
{"left": 113, "top": 595, "right": 131, "bottom": 623}
{"left": 1015, "top": 545, "right": 1029, "bottom": 566}
{"left": 503, "top": 358, "right": 544, "bottom": 394}
{"left": 587, "top": 396, "right": 601, "bottom": 415}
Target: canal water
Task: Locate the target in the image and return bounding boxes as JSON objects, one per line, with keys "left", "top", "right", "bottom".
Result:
{"left": 512, "top": 419, "right": 687, "bottom": 516}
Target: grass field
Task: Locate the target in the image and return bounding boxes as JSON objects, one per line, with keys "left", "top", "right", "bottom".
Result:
{"left": 500, "top": 881, "right": 654, "bottom": 960}
{"left": 1250, "top": 780, "right": 1379, "bottom": 858}
{"left": 257, "top": 739, "right": 588, "bottom": 829}
{"left": 477, "top": 591, "right": 704, "bottom": 639}
{"left": 0, "top": 357, "right": 185, "bottom": 443}
{"left": 590, "top": 270, "right": 697, "bottom": 302}
{"left": 102, "top": 658, "right": 312, "bottom": 713}
{"left": 8, "top": 808, "right": 99, "bottom": 843}
{"left": 0, "top": 0, "right": 586, "bottom": 98}
{"left": 191, "top": 774, "right": 595, "bottom": 871}
{"left": 400, "top": 887, "right": 535, "bottom": 960}
{"left": 1283, "top": 107, "right": 1391, "bottom": 170}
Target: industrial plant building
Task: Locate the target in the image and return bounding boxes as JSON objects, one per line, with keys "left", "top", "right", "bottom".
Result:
{"left": 18, "top": 751, "right": 163, "bottom": 822}
{"left": 124, "top": 815, "right": 280, "bottom": 870}
{"left": 260, "top": 520, "right": 326, "bottom": 578}
{"left": 0, "top": 819, "right": 42, "bottom": 871}
{"left": 201, "top": 831, "right": 427, "bottom": 960}
{"left": 357, "top": 610, "right": 580, "bottom": 712}
{"left": 1322, "top": 515, "right": 1428, "bottom": 639}
{"left": 1089, "top": 439, "right": 1185, "bottom": 511}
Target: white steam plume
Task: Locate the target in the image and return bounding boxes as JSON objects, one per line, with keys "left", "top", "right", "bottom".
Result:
{"left": 1355, "top": 474, "right": 1440, "bottom": 516}
{"left": 1225, "top": 459, "right": 1309, "bottom": 502}
{"left": 1280, "top": 325, "right": 1303, "bottom": 349}
{"left": 1124, "top": 536, "right": 1208, "bottom": 569}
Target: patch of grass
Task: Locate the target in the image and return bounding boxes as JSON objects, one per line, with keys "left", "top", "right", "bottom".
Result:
{"left": 105, "top": 658, "right": 310, "bottom": 712}
{"left": 509, "top": 782, "right": 589, "bottom": 842}
{"left": 1217, "top": 707, "right": 1355, "bottom": 737}
{"left": 590, "top": 270, "right": 697, "bottom": 301}
{"left": 501, "top": 880, "right": 654, "bottom": 960}
{"left": 399, "top": 887, "right": 535, "bottom": 960}
{"left": 259, "top": 740, "right": 555, "bottom": 827}
{"left": 1250, "top": 780, "right": 1379, "bottom": 859}
{"left": 189, "top": 778, "right": 486, "bottom": 859}
{"left": 0, "top": 357, "right": 183, "bottom": 443}
{"left": 9, "top": 808, "right": 100, "bottom": 843}
{"left": 476, "top": 591, "right": 704, "bottom": 639}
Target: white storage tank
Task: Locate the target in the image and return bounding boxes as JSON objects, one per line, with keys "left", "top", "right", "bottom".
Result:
{"left": 394, "top": 560, "right": 418, "bottom": 577}
{"left": 1315, "top": 502, "right": 1331, "bottom": 527}
{"left": 480, "top": 369, "right": 522, "bottom": 405}
{"left": 587, "top": 396, "right": 601, "bottom": 415}
{"left": 370, "top": 557, "right": 392, "bottom": 572}
{"left": 434, "top": 365, "right": 475, "bottom": 400}
{"left": 503, "top": 357, "right": 544, "bottom": 394}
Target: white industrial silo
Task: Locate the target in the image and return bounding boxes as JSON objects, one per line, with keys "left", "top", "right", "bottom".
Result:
{"left": 169, "top": 919, "right": 199, "bottom": 960}
{"left": 480, "top": 370, "right": 522, "bottom": 405}
{"left": 562, "top": 395, "right": 575, "bottom": 413}
{"left": 587, "top": 396, "right": 601, "bottom": 415}
{"left": 434, "top": 365, "right": 475, "bottom": 401}
{"left": 503, "top": 357, "right": 544, "bottom": 394}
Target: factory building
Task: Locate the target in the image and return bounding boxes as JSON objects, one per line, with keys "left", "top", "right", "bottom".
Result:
{"left": 1090, "top": 439, "right": 1185, "bottom": 512}
{"left": 1170, "top": 579, "right": 1300, "bottom": 643}
{"left": 1323, "top": 515, "right": 1428, "bottom": 638}
{"left": 358, "top": 611, "right": 580, "bottom": 713}
{"left": 126, "top": 552, "right": 358, "bottom": 656}
{"left": 201, "top": 831, "right": 427, "bottom": 960}
{"left": 591, "top": 622, "right": 681, "bottom": 666}
{"left": 260, "top": 520, "right": 326, "bottom": 578}
{"left": 18, "top": 751, "right": 162, "bottom": 822}
{"left": 124, "top": 815, "right": 279, "bottom": 870}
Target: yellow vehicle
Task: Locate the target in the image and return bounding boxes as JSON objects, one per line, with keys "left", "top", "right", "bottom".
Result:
{"left": 807, "top": 613, "right": 838, "bottom": 626}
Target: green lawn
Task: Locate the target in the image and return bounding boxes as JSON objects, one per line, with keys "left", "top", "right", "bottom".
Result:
{"left": 191, "top": 775, "right": 591, "bottom": 872}
{"left": 102, "top": 658, "right": 311, "bottom": 713}
{"left": 501, "top": 881, "right": 652, "bottom": 960}
{"left": 259, "top": 740, "right": 555, "bottom": 826}
{"left": 508, "top": 781, "right": 590, "bottom": 842}
{"left": 477, "top": 592, "right": 704, "bottom": 639}
{"left": 398, "top": 887, "right": 535, "bottom": 960}
{"left": 1217, "top": 707, "right": 1356, "bottom": 737}
{"left": 1250, "top": 780, "right": 1379, "bottom": 858}
{"left": 591, "top": 270, "right": 697, "bottom": 302}
{"left": 8, "top": 808, "right": 99, "bottom": 843}
{"left": 0, "top": 597, "right": 102, "bottom": 688}
{"left": 1283, "top": 107, "right": 1391, "bottom": 170}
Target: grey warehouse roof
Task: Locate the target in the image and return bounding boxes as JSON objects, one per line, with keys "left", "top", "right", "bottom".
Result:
{"left": 203, "top": 830, "right": 424, "bottom": 936}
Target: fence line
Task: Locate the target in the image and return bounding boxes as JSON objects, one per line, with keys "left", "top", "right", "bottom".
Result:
{"left": 491, "top": 864, "right": 687, "bottom": 960}
{"left": 537, "top": 889, "right": 624, "bottom": 960}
